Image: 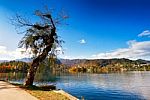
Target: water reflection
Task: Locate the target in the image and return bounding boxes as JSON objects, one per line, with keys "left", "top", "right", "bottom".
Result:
{"left": 0, "top": 72, "right": 150, "bottom": 100}
{"left": 0, "top": 72, "right": 26, "bottom": 82}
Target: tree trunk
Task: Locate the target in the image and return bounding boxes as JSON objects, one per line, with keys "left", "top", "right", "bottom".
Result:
{"left": 24, "top": 65, "right": 35, "bottom": 86}
{"left": 24, "top": 28, "right": 56, "bottom": 86}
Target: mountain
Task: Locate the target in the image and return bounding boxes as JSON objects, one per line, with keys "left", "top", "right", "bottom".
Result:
{"left": 0, "top": 60, "right": 8, "bottom": 63}
{"left": 59, "top": 58, "right": 150, "bottom": 67}
{"left": 15, "top": 58, "right": 32, "bottom": 62}
{"left": 1, "top": 57, "right": 150, "bottom": 66}
{"left": 0, "top": 58, "right": 32, "bottom": 63}
{"left": 59, "top": 59, "right": 87, "bottom": 66}
{"left": 135, "top": 59, "right": 150, "bottom": 64}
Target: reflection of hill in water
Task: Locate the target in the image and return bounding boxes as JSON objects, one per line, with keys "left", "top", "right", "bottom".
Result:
{"left": 0, "top": 72, "right": 26, "bottom": 82}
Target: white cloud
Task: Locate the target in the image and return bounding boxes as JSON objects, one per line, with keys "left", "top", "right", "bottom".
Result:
{"left": 79, "top": 39, "right": 86, "bottom": 44}
{"left": 91, "top": 40, "right": 150, "bottom": 60}
{"left": 0, "top": 45, "right": 31, "bottom": 60}
{"left": 0, "top": 46, "right": 7, "bottom": 53}
{"left": 138, "top": 30, "right": 150, "bottom": 37}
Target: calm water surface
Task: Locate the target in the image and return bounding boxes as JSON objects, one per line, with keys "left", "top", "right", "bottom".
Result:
{"left": 0, "top": 71, "right": 150, "bottom": 100}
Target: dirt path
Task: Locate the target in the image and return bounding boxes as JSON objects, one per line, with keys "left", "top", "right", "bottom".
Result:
{"left": 0, "top": 81, "right": 38, "bottom": 100}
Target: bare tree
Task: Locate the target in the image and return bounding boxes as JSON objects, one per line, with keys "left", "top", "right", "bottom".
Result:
{"left": 12, "top": 8, "right": 68, "bottom": 86}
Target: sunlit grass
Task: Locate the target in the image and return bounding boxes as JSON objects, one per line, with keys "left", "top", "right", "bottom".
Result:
{"left": 11, "top": 83, "right": 70, "bottom": 100}
{"left": 26, "top": 90, "right": 70, "bottom": 100}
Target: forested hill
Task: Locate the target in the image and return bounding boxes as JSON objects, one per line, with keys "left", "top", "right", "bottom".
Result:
{"left": 0, "top": 58, "right": 150, "bottom": 73}
{"left": 60, "top": 58, "right": 150, "bottom": 67}
{"left": 60, "top": 58, "right": 150, "bottom": 72}
{"left": 0, "top": 58, "right": 150, "bottom": 67}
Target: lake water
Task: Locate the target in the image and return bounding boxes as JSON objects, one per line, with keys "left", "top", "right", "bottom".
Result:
{"left": 0, "top": 71, "right": 150, "bottom": 100}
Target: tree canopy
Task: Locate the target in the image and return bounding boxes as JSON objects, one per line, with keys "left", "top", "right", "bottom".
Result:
{"left": 12, "top": 8, "right": 68, "bottom": 86}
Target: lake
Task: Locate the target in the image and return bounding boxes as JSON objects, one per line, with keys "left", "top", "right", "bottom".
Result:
{"left": 0, "top": 71, "right": 150, "bottom": 100}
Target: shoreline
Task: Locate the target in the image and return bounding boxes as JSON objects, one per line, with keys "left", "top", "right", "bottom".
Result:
{"left": 0, "top": 80, "right": 79, "bottom": 100}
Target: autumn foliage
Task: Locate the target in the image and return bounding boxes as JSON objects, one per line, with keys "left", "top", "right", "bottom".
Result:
{"left": 0, "top": 61, "right": 29, "bottom": 72}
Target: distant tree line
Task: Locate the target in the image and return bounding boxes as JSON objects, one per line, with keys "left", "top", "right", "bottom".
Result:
{"left": 0, "top": 58, "right": 68, "bottom": 73}
{"left": 0, "top": 61, "right": 29, "bottom": 72}
{"left": 1, "top": 58, "right": 150, "bottom": 73}
{"left": 68, "top": 58, "right": 150, "bottom": 73}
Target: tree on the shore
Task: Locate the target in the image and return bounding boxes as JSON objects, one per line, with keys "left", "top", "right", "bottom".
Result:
{"left": 12, "top": 8, "right": 68, "bottom": 86}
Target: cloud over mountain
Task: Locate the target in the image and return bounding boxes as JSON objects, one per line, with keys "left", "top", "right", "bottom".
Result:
{"left": 91, "top": 40, "right": 150, "bottom": 60}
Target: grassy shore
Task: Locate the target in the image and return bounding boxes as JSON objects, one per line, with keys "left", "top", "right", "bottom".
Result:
{"left": 26, "top": 90, "right": 70, "bottom": 100}
{"left": 11, "top": 83, "right": 70, "bottom": 100}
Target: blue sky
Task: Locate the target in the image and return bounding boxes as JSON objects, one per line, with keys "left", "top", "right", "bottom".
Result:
{"left": 1, "top": 0, "right": 150, "bottom": 60}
